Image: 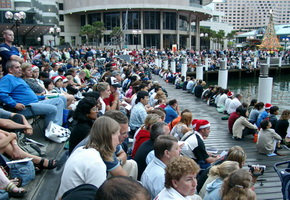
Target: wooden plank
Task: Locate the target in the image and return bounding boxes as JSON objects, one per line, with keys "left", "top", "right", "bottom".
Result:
{"left": 154, "top": 75, "right": 290, "bottom": 200}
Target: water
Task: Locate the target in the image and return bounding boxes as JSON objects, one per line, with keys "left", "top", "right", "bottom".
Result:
{"left": 208, "top": 74, "right": 290, "bottom": 112}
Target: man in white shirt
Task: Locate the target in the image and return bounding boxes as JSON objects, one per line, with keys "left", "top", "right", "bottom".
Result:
{"left": 141, "top": 135, "right": 180, "bottom": 198}
{"left": 228, "top": 94, "right": 243, "bottom": 115}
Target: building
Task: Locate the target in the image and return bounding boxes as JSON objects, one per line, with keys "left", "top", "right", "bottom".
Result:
{"left": 235, "top": 24, "right": 290, "bottom": 49}
{"left": 213, "top": 0, "right": 290, "bottom": 31}
{"left": 0, "top": 0, "right": 59, "bottom": 45}
{"left": 61, "top": 0, "right": 214, "bottom": 50}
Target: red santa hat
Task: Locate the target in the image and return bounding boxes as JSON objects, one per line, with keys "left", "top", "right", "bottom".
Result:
{"left": 264, "top": 103, "right": 272, "bottom": 110}
{"left": 191, "top": 119, "right": 199, "bottom": 130}
{"left": 227, "top": 91, "right": 234, "bottom": 98}
{"left": 52, "top": 76, "right": 63, "bottom": 84}
{"left": 196, "top": 119, "right": 210, "bottom": 131}
{"left": 31, "top": 65, "right": 39, "bottom": 72}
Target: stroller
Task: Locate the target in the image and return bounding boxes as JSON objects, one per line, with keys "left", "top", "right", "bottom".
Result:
{"left": 273, "top": 160, "right": 290, "bottom": 200}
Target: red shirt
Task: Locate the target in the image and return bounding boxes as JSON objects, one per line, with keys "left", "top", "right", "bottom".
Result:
{"left": 103, "top": 94, "right": 115, "bottom": 106}
{"left": 131, "top": 129, "right": 150, "bottom": 158}
{"left": 228, "top": 112, "right": 240, "bottom": 134}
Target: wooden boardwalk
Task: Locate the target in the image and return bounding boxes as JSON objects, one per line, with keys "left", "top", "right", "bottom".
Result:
{"left": 153, "top": 75, "right": 290, "bottom": 200}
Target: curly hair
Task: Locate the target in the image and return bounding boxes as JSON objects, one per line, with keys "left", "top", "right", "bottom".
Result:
{"left": 280, "top": 109, "right": 290, "bottom": 120}
{"left": 73, "top": 97, "right": 97, "bottom": 122}
{"left": 165, "top": 156, "right": 200, "bottom": 188}
{"left": 86, "top": 116, "right": 120, "bottom": 162}
{"left": 221, "top": 169, "right": 255, "bottom": 200}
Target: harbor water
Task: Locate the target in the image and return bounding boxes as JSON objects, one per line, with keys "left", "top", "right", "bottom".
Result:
{"left": 207, "top": 73, "right": 290, "bottom": 112}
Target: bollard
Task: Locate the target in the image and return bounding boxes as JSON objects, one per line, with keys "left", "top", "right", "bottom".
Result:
{"left": 218, "top": 60, "right": 228, "bottom": 89}
{"left": 181, "top": 57, "right": 187, "bottom": 78}
{"left": 196, "top": 58, "right": 203, "bottom": 80}
{"left": 238, "top": 57, "right": 242, "bottom": 69}
{"left": 205, "top": 55, "right": 209, "bottom": 71}
{"left": 253, "top": 57, "right": 257, "bottom": 69}
{"left": 267, "top": 56, "right": 270, "bottom": 67}
{"left": 278, "top": 57, "right": 282, "bottom": 68}
{"left": 163, "top": 60, "right": 168, "bottom": 70}
{"left": 258, "top": 63, "right": 273, "bottom": 103}
{"left": 170, "top": 60, "right": 176, "bottom": 73}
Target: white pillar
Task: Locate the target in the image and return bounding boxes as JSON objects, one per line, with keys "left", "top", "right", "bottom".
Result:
{"left": 171, "top": 60, "right": 176, "bottom": 73}
{"left": 267, "top": 56, "right": 270, "bottom": 67}
{"left": 163, "top": 60, "right": 168, "bottom": 70}
{"left": 258, "top": 77, "right": 273, "bottom": 103}
{"left": 181, "top": 58, "right": 187, "bottom": 78}
{"left": 238, "top": 57, "right": 242, "bottom": 69}
{"left": 205, "top": 57, "right": 209, "bottom": 71}
{"left": 155, "top": 58, "right": 158, "bottom": 66}
{"left": 253, "top": 57, "right": 257, "bottom": 69}
{"left": 158, "top": 59, "right": 162, "bottom": 68}
{"left": 258, "top": 64, "right": 272, "bottom": 103}
{"left": 224, "top": 57, "right": 228, "bottom": 68}
{"left": 278, "top": 57, "right": 282, "bottom": 67}
{"left": 218, "top": 61, "right": 228, "bottom": 89}
{"left": 196, "top": 66, "right": 203, "bottom": 80}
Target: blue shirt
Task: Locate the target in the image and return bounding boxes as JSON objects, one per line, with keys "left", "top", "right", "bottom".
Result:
{"left": 129, "top": 102, "right": 147, "bottom": 130}
{"left": 0, "top": 43, "right": 20, "bottom": 74}
{"left": 164, "top": 105, "right": 178, "bottom": 123}
{"left": 141, "top": 157, "right": 166, "bottom": 198}
{"left": 0, "top": 74, "right": 41, "bottom": 108}
{"left": 256, "top": 110, "right": 269, "bottom": 128}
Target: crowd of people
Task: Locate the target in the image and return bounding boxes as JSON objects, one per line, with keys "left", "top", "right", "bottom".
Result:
{"left": 0, "top": 28, "right": 289, "bottom": 199}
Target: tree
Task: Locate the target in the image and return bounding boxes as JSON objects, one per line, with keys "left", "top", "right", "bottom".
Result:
{"left": 80, "top": 21, "right": 105, "bottom": 46}
{"left": 80, "top": 24, "right": 95, "bottom": 44}
{"left": 110, "top": 27, "right": 123, "bottom": 49}
{"left": 226, "top": 30, "right": 237, "bottom": 48}
{"left": 93, "top": 21, "right": 105, "bottom": 46}
{"left": 216, "top": 30, "right": 225, "bottom": 49}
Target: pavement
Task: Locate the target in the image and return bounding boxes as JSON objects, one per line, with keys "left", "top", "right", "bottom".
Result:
{"left": 153, "top": 74, "right": 290, "bottom": 200}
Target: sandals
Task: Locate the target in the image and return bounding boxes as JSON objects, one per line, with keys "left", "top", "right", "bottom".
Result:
{"left": 10, "top": 177, "right": 22, "bottom": 187}
{"left": 6, "top": 182, "right": 26, "bottom": 198}
{"left": 34, "top": 158, "right": 57, "bottom": 171}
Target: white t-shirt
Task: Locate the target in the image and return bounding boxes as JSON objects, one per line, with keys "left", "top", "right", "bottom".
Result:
{"left": 154, "top": 187, "right": 202, "bottom": 200}
{"left": 56, "top": 146, "right": 106, "bottom": 200}
{"left": 99, "top": 97, "right": 106, "bottom": 114}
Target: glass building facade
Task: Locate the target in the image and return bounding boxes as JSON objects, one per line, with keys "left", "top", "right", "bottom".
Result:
{"left": 77, "top": 9, "right": 206, "bottom": 49}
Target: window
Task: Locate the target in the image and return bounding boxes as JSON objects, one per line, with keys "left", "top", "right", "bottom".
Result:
{"left": 60, "top": 25, "right": 64, "bottom": 32}
{"left": 59, "top": 14, "right": 64, "bottom": 22}
{"left": 163, "top": 12, "right": 176, "bottom": 30}
{"left": 104, "top": 12, "right": 120, "bottom": 30}
{"left": 122, "top": 11, "right": 140, "bottom": 29}
{"left": 59, "top": 3, "right": 63, "bottom": 10}
{"left": 81, "top": 15, "right": 86, "bottom": 26}
{"left": 144, "top": 11, "right": 160, "bottom": 29}
{"left": 88, "top": 13, "right": 101, "bottom": 25}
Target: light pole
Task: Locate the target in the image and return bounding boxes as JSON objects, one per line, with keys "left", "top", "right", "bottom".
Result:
{"left": 200, "top": 33, "right": 208, "bottom": 50}
{"left": 49, "top": 25, "right": 61, "bottom": 47}
{"left": 282, "top": 38, "right": 289, "bottom": 50}
{"left": 132, "top": 30, "right": 141, "bottom": 50}
{"left": 5, "top": 11, "right": 26, "bottom": 45}
{"left": 37, "top": 37, "right": 41, "bottom": 46}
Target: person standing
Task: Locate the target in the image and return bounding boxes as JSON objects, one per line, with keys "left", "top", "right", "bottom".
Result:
{"left": 0, "top": 29, "right": 24, "bottom": 75}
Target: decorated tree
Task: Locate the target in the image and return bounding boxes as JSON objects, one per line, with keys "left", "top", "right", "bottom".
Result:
{"left": 259, "top": 11, "right": 282, "bottom": 50}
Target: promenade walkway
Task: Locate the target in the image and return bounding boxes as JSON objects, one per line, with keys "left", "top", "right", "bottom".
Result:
{"left": 153, "top": 75, "right": 290, "bottom": 200}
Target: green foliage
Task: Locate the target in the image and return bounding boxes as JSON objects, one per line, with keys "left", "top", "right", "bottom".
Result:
{"left": 80, "top": 21, "right": 105, "bottom": 45}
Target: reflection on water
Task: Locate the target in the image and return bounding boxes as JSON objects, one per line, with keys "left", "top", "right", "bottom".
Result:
{"left": 209, "top": 74, "right": 290, "bottom": 112}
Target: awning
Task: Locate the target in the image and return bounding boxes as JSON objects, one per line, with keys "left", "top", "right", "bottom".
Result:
{"left": 0, "top": 23, "right": 52, "bottom": 37}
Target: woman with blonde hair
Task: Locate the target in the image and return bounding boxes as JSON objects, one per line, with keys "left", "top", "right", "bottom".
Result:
{"left": 221, "top": 169, "right": 256, "bottom": 200}
{"left": 56, "top": 116, "right": 120, "bottom": 199}
{"left": 170, "top": 111, "right": 192, "bottom": 140}
{"left": 95, "top": 82, "right": 111, "bottom": 115}
{"left": 131, "top": 114, "right": 162, "bottom": 158}
{"left": 201, "top": 161, "right": 240, "bottom": 199}
{"left": 155, "top": 156, "right": 201, "bottom": 200}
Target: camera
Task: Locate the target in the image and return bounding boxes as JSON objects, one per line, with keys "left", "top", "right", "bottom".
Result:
{"left": 248, "top": 165, "right": 266, "bottom": 176}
